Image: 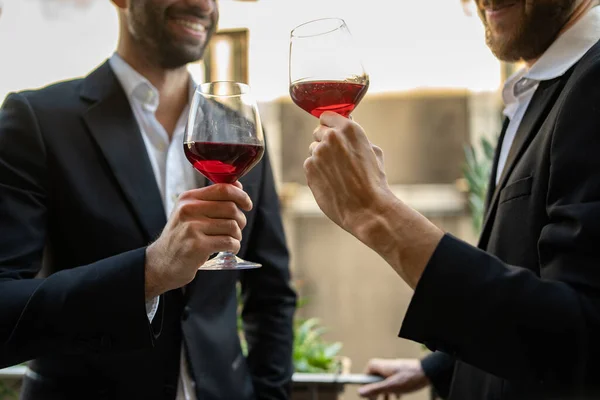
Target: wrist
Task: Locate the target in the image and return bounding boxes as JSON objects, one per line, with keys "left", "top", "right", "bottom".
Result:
{"left": 350, "top": 192, "right": 444, "bottom": 288}
{"left": 144, "top": 244, "right": 168, "bottom": 300}
{"left": 350, "top": 191, "right": 402, "bottom": 256}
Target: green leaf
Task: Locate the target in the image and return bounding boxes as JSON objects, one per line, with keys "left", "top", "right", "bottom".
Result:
{"left": 462, "top": 135, "right": 498, "bottom": 233}
{"left": 324, "top": 342, "right": 343, "bottom": 358}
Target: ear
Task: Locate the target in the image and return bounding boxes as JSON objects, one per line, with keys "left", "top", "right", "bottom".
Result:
{"left": 111, "top": 0, "right": 127, "bottom": 10}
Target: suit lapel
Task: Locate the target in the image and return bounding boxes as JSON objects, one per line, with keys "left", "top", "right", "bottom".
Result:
{"left": 81, "top": 62, "right": 166, "bottom": 241}
{"left": 483, "top": 117, "right": 510, "bottom": 213}
{"left": 478, "top": 76, "right": 566, "bottom": 249}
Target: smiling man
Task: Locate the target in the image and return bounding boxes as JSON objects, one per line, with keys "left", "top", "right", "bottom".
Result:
{"left": 304, "top": 0, "right": 600, "bottom": 399}
{"left": 0, "top": 0, "right": 295, "bottom": 399}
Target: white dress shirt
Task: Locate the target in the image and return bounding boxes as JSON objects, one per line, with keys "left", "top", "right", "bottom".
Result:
{"left": 109, "top": 54, "right": 199, "bottom": 400}
{"left": 497, "top": 5, "right": 600, "bottom": 183}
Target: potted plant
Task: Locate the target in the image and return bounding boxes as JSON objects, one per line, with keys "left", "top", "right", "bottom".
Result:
{"left": 237, "top": 284, "right": 350, "bottom": 400}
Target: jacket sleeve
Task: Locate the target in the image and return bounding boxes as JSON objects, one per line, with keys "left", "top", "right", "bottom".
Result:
{"left": 421, "top": 351, "right": 455, "bottom": 399}
{"left": 0, "top": 93, "right": 158, "bottom": 368}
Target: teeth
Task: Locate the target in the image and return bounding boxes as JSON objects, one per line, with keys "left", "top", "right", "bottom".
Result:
{"left": 173, "top": 19, "right": 206, "bottom": 33}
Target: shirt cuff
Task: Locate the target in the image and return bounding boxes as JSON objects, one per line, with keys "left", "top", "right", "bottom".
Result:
{"left": 146, "top": 296, "right": 160, "bottom": 323}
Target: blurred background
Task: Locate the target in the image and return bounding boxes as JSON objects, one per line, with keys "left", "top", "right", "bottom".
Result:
{"left": 0, "top": 0, "right": 516, "bottom": 399}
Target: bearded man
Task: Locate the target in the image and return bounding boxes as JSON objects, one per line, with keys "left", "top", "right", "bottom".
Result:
{"left": 301, "top": 1, "right": 600, "bottom": 399}
{"left": 0, "top": 1, "right": 296, "bottom": 399}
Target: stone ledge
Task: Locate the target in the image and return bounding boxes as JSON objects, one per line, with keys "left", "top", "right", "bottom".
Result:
{"left": 281, "top": 183, "right": 467, "bottom": 218}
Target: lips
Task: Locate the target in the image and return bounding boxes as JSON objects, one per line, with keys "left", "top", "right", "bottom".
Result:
{"left": 171, "top": 18, "right": 207, "bottom": 34}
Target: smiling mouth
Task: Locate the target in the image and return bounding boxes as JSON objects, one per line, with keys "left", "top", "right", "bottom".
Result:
{"left": 171, "top": 18, "right": 208, "bottom": 35}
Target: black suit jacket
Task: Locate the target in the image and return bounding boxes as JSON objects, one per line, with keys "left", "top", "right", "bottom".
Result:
{"left": 0, "top": 61, "right": 296, "bottom": 400}
{"left": 402, "top": 41, "right": 600, "bottom": 399}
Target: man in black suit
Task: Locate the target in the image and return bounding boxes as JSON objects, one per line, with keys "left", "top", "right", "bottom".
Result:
{"left": 304, "top": 0, "right": 600, "bottom": 399}
{"left": 0, "top": 0, "right": 296, "bottom": 399}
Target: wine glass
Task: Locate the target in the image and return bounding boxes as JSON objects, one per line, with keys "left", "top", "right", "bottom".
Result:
{"left": 289, "top": 18, "right": 369, "bottom": 118}
{"left": 184, "top": 81, "right": 264, "bottom": 270}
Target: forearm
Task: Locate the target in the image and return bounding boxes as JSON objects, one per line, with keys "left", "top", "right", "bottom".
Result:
{"left": 0, "top": 248, "right": 157, "bottom": 368}
{"left": 351, "top": 195, "right": 444, "bottom": 290}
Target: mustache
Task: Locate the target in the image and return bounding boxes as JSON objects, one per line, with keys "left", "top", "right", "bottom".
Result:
{"left": 479, "top": 0, "right": 517, "bottom": 7}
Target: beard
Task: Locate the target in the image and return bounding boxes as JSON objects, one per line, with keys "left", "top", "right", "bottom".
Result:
{"left": 127, "top": 0, "right": 218, "bottom": 69}
{"left": 477, "top": 0, "right": 576, "bottom": 62}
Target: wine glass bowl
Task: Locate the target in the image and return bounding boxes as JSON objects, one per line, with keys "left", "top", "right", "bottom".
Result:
{"left": 289, "top": 18, "right": 369, "bottom": 118}
{"left": 184, "top": 81, "right": 264, "bottom": 270}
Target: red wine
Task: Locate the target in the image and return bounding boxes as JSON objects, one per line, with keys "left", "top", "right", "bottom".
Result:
{"left": 184, "top": 141, "right": 264, "bottom": 184}
{"left": 289, "top": 80, "right": 369, "bottom": 118}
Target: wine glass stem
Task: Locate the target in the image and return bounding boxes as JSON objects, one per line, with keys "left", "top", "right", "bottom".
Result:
{"left": 217, "top": 251, "right": 237, "bottom": 261}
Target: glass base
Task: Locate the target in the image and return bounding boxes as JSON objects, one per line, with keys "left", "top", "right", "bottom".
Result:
{"left": 198, "top": 252, "right": 262, "bottom": 270}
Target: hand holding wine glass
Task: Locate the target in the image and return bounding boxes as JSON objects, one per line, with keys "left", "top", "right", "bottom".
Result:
{"left": 144, "top": 183, "right": 252, "bottom": 298}
{"left": 183, "top": 81, "right": 265, "bottom": 270}
{"left": 289, "top": 18, "right": 369, "bottom": 118}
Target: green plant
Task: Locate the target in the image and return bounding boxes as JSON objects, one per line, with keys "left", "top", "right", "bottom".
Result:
{"left": 292, "top": 317, "right": 342, "bottom": 373}
{"left": 462, "top": 135, "right": 496, "bottom": 233}
{"left": 236, "top": 283, "right": 343, "bottom": 373}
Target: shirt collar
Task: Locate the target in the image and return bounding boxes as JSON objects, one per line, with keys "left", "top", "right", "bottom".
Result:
{"left": 109, "top": 53, "right": 198, "bottom": 113}
{"left": 503, "top": 5, "right": 600, "bottom": 108}
{"left": 526, "top": 6, "right": 600, "bottom": 81}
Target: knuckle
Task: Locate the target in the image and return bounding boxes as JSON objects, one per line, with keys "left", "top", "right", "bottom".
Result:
{"left": 322, "top": 128, "right": 335, "bottom": 142}
{"left": 233, "top": 225, "right": 243, "bottom": 241}
{"left": 224, "top": 201, "right": 238, "bottom": 215}
{"left": 178, "top": 202, "right": 194, "bottom": 219}
{"left": 225, "top": 236, "right": 240, "bottom": 251}
{"left": 312, "top": 144, "right": 324, "bottom": 158}
{"left": 312, "top": 126, "right": 322, "bottom": 140}
{"left": 183, "top": 221, "right": 200, "bottom": 237}
{"left": 342, "top": 119, "right": 354, "bottom": 131}
{"left": 303, "top": 157, "right": 315, "bottom": 174}
{"left": 178, "top": 190, "right": 192, "bottom": 201}
{"left": 239, "top": 212, "right": 247, "bottom": 229}
{"left": 227, "top": 219, "right": 239, "bottom": 233}
{"left": 181, "top": 235, "right": 197, "bottom": 254}
{"left": 214, "top": 184, "right": 227, "bottom": 196}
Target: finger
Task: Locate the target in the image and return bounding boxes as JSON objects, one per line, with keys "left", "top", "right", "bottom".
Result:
{"left": 193, "top": 219, "right": 243, "bottom": 241}
{"left": 204, "top": 235, "right": 241, "bottom": 255}
{"left": 359, "top": 379, "right": 393, "bottom": 398}
{"left": 182, "top": 184, "right": 253, "bottom": 212}
{"left": 364, "top": 359, "right": 383, "bottom": 374}
{"left": 320, "top": 110, "right": 348, "bottom": 128}
{"left": 179, "top": 201, "right": 248, "bottom": 230}
{"left": 308, "top": 141, "right": 320, "bottom": 157}
{"left": 312, "top": 124, "right": 330, "bottom": 142}
{"left": 233, "top": 181, "right": 243, "bottom": 190}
